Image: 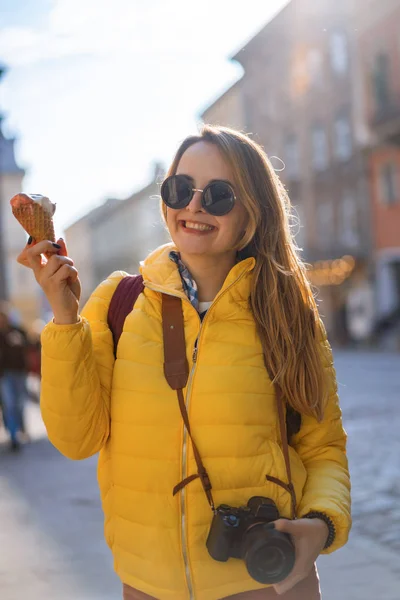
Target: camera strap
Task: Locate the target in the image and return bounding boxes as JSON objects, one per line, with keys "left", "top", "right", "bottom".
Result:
{"left": 161, "top": 293, "right": 215, "bottom": 511}
{"left": 161, "top": 292, "right": 296, "bottom": 519}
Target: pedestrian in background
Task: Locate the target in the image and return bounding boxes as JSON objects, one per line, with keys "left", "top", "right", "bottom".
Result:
{"left": 19, "top": 126, "right": 351, "bottom": 599}
{"left": 25, "top": 319, "right": 44, "bottom": 404}
{"left": 0, "top": 305, "right": 29, "bottom": 451}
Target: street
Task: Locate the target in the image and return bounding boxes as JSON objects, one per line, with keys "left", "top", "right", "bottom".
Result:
{"left": 0, "top": 350, "right": 399, "bottom": 600}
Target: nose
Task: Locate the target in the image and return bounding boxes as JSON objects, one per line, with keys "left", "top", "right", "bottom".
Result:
{"left": 186, "top": 189, "right": 204, "bottom": 213}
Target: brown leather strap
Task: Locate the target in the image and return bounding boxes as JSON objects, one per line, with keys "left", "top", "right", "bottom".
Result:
{"left": 274, "top": 385, "right": 297, "bottom": 519}
{"left": 161, "top": 293, "right": 294, "bottom": 518}
{"left": 162, "top": 294, "right": 189, "bottom": 390}
{"left": 161, "top": 294, "right": 215, "bottom": 511}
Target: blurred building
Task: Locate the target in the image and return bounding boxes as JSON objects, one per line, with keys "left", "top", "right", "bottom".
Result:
{"left": 201, "top": 0, "right": 377, "bottom": 344}
{"left": 65, "top": 163, "right": 169, "bottom": 305}
{"left": 0, "top": 90, "right": 43, "bottom": 327}
{"left": 357, "top": 0, "right": 400, "bottom": 348}
{"left": 202, "top": 81, "right": 246, "bottom": 132}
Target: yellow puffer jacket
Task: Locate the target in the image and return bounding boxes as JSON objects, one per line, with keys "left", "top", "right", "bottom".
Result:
{"left": 40, "top": 243, "right": 351, "bottom": 600}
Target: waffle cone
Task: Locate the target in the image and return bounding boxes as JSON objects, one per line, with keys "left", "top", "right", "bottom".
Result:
{"left": 12, "top": 203, "right": 56, "bottom": 243}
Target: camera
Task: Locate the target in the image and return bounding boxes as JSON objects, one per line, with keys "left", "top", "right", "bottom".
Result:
{"left": 206, "top": 496, "right": 295, "bottom": 584}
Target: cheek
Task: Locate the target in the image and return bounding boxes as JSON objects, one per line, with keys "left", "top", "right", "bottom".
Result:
{"left": 166, "top": 209, "right": 176, "bottom": 230}
{"left": 222, "top": 207, "right": 248, "bottom": 239}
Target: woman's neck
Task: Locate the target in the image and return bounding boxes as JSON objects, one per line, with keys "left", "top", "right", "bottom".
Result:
{"left": 179, "top": 252, "right": 236, "bottom": 302}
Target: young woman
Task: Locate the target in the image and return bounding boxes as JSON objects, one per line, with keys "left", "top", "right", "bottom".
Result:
{"left": 19, "top": 126, "right": 351, "bottom": 600}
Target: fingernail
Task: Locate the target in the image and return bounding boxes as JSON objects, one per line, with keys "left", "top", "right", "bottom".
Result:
{"left": 27, "top": 236, "right": 33, "bottom": 245}
{"left": 52, "top": 243, "right": 62, "bottom": 249}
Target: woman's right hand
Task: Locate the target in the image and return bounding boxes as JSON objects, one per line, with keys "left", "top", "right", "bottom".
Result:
{"left": 17, "top": 237, "right": 81, "bottom": 324}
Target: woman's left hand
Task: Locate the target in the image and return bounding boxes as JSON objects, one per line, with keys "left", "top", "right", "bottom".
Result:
{"left": 272, "top": 517, "right": 328, "bottom": 595}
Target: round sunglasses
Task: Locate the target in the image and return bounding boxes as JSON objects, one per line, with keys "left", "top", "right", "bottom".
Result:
{"left": 161, "top": 174, "right": 236, "bottom": 216}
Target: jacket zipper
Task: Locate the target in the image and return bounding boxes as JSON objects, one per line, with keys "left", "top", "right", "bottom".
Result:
{"left": 145, "top": 269, "right": 250, "bottom": 600}
{"left": 145, "top": 283, "right": 200, "bottom": 599}
{"left": 180, "top": 346, "right": 198, "bottom": 600}
{"left": 179, "top": 269, "right": 250, "bottom": 600}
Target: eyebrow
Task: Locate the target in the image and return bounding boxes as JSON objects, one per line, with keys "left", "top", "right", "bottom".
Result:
{"left": 178, "top": 174, "right": 234, "bottom": 187}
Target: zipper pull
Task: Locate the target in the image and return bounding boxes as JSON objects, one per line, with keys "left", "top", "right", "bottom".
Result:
{"left": 192, "top": 346, "right": 198, "bottom": 362}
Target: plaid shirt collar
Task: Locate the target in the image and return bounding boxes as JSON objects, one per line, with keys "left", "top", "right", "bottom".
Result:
{"left": 169, "top": 251, "right": 199, "bottom": 311}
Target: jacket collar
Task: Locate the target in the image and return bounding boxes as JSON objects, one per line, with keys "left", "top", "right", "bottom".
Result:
{"left": 140, "top": 243, "right": 256, "bottom": 300}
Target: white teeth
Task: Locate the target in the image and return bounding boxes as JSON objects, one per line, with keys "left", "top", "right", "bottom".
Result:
{"left": 184, "top": 221, "right": 214, "bottom": 231}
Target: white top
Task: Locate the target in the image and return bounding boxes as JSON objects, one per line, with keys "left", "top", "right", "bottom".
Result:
{"left": 198, "top": 301, "right": 213, "bottom": 314}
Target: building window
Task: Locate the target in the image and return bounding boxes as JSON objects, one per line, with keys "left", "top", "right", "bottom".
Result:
{"left": 330, "top": 30, "right": 348, "bottom": 74}
{"left": 285, "top": 135, "right": 300, "bottom": 179}
{"left": 317, "top": 201, "right": 334, "bottom": 249}
{"left": 340, "top": 192, "right": 359, "bottom": 248}
{"left": 379, "top": 162, "right": 398, "bottom": 205}
{"left": 312, "top": 125, "right": 329, "bottom": 171}
{"left": 334, "top": 112, "right": 352, "bottom": 161}
{"left": 373, "top": 53, "right": 391, "bottom": 114}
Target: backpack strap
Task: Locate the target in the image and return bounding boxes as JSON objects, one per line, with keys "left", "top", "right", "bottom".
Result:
{"left": 107, "top": 274, "right": 144, "bottom": 356}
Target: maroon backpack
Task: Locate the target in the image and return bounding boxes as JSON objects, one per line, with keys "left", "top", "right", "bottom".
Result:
{"left": 107, "top": 275, "right": 144, "bottom": 356}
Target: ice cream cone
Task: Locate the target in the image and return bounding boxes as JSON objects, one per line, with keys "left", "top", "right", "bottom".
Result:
{"left": 10, "top": 193, "right": 56, "bottom": 243}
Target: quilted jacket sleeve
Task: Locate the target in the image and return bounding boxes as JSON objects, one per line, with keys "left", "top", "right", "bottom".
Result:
{"left": 291, "top": 321, "right": 351, "bottom": 553}
{"left": 40, "top": 271, "right": 126, "bottom": 460}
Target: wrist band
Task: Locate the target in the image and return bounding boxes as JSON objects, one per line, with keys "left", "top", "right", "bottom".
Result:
{"left": 303, "top": 511, "right": 336, "bottom": 549}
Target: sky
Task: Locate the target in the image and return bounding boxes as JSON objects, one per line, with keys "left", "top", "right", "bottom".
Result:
{"left": 0, "top": 0, "right": 288, "bottom": 232}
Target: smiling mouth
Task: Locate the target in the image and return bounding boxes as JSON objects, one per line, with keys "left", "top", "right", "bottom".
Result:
{"left": 180, "top": 220, "right": 216, "bottom": 232}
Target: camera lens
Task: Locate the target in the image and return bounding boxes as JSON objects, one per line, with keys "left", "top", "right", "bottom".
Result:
{"left": 243, "top": 524, "right": 295, "bottom": 584}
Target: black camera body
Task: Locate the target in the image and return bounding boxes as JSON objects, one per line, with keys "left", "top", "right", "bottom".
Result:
{"left": 206, "top": 496, "right": 295, "bottom": 584}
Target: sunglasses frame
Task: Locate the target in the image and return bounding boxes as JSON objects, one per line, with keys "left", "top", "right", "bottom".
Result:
{"left": 161, "top": 174, "right": 236, "bottom": 216}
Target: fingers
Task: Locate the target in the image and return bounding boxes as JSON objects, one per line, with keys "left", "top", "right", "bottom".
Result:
{"left": 44, "top": 254, "right": 74, "bottom": 278}
{"left": 28, "top": 242, "right": 63, "bottom": 278}
{"left": 36, "top": 261, "right": 78, "bottom": 299}
{"left": 56, "top": 237, "right": 68, "bottom": 257}
{"left": 272, "top": 519, "right": 302, "bottom": 594}
{"left": 273, "top": 519, "right": 295, "bottom": 534}
{"left": 272, "top": 519, "right": 318, "bottom": 595}
{"left": 51, "top": 264, "right": 79, "bottom": 287}
{"left": 17, "top": 238, "right": 68, "bottom": 276}
{"left": 17, "top": 237, "right": 37, "bottom": 268}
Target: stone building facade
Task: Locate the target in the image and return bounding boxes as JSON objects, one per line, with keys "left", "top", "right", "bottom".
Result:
{"left": 201, "top": 0, "right": 375, "bottom": 343}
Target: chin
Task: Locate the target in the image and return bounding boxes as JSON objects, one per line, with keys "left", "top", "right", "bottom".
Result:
{"left": 176, "top": 240, "right": 213, "bottom": 256}
{"left": 170, "top": 231, "right": 215, "bottom": 256}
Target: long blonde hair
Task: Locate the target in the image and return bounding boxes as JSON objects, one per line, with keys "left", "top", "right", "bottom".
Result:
{"left": 162, "top": 125, "right": 328, "bottom": 420}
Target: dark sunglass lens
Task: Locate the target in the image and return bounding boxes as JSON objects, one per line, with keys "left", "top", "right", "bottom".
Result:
{"left": 162, "top": 176, "right": 192, "bottom": 208}
{"left": 203, "top": 182, "right": 235, "bottom": 215}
